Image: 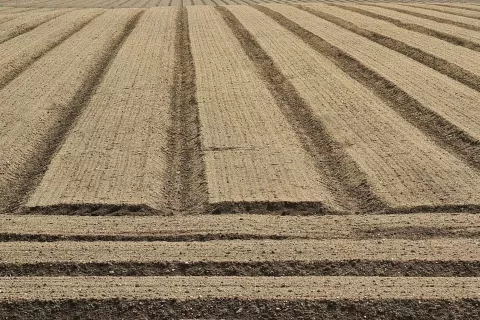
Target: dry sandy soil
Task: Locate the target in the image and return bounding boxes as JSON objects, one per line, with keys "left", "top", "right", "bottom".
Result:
{"left": 0, "top": 0, "right": 480, "bottom": 318}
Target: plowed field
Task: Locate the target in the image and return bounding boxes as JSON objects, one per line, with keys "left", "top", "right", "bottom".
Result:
{"left": 0, "top": 1, "right": 479, "bottom": 318}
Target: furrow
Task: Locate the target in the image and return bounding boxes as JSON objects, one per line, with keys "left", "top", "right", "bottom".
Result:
{"left": 1, "top": 213, "right": 479, "bottom": 241}
{"left": 348, "top": 4, "right": 480, "bottom": 50}
{"left": 217, "top": 5, "right": 387, "bottom": 213}
{"left": 18, "top": 0, "right": 54, "bottom": 7}
{"left": 339, "top": 4, "right": 480, "bottom": 52}
{"left": 132, "top": 0, "right": 152, "bottom": 7}
{"left": 0, "top": 8, "right": 71, "bottom": 43}
{"left": 143, "top": 0, "right": 157, "bottom": 7}
{"left": 119, "top": 0, "right": 142, "bottom": 7}
{"left": 62, "top": 0, "right": 93, "bottom": 7}
{"left": 0, "top": 8, "right": 53, "bottom": 21}
{"left": 0, "top": 239, "right": 478, "bottom": 276}
{"left": 305, "top": 4, "right": 480, "bottom": 92}
{"left": 2, "top": 260, "right": 480, "bottom": 277}
{"left": 37, "top": 0, "right": 76, "bottom": 7}
{"left": 0, "top": 9, "right": 104, "bottom": 89}
{"left": 114, "top": 0, "right": 137, "bottom": 8}
{"left": 288, "top": 4, "right": 480, "bottom": 172}
{"left": 74, "top": 0, "right": 101, "bottom": 8}
{"left": 187, "top": 6, "right": 343, "bottom": 214}
{"left": 2, "top": 298, "right": 479, "bottom": 319}
{"left": 406, "top": 3, "right": 480, "bottom": 19}
{"left": 26, "top": 8, "right": 178, "bottom": 213}
{"left": 0, "top": 9, "right": 143, "bottom": 213}
{"left": 94, "top": 0, "right": 117, "bottom": 8}
{"left": 440, "top": 3, "right": 480, "bottom": 12}
{"left": 0, "top": 15, "right": 18, "bottom": 24}
{"left": 164, "top": 8, "right": 208, "bottom": 214}
{"left": 257, "top": 5, "right": 480, "bottom": 212}
{"left": 159, "top": 0, "right": 170, "bottom": 7}
{"left": 374, "top": 3, "right": 480, "bottom": 31}
{"left": 17, "top": 0, "right": 56, "bottom": 7}
{"left": 0, "top": 7, "right": 36, "bottom": 14}
{"left": 72, "top": 0, "right": 104, "bottom": 7}
{"left": 0, "top": 233, "right": 292, "bottom": 242}
{"left": 0, "top": 8, "right": 47, "bottom": 24}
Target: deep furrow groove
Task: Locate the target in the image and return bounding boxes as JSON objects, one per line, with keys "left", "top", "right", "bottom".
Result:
{"left": 306, "top": 5, "right": 480, "bottom": 92}
{"left": 337, "top": 4, "right": 480, "bottom": 52}
{"left": 255, "top": 5, "right": 480, "bottom": 174}
{"left": 371, "top": 4, "right": 480, "bottom": 32}
{"left": 0, "top": 233, "right": 294, "bottom": 242}
{"left": 209, "top": 201, "right": 331, "bottom": 215}
{"left": 26, "top": 204, "right": 152, "bottom": 215}
{"left": 0, "top": 11, "right": 104, "bottom": 91}
{"left": 164, "top": 8, "right": 208, "bottom": 215}
{"left": 1, "top": 260, "right": 479, "bottom": 277}
{"left": 11, "top": 11, "right": 145, "bottom": 213}
{"left": 1, "top": 299, "right": 479, "bottom": 320}
{"left": 216, "top": 6, "right": 388, "bottom": 214}
{"left": 3, "top": 227, "right": 480, "bottom": 242}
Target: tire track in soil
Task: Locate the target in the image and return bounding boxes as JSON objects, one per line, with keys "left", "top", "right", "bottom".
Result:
{"left": 312, "top": 4, "right": 480, "bottom": 93}
{"left": 1, "top": 260, "right": 479, "bottom": 277}
{"left": 0, "top": 10, "right": 104, "bottom": 90}
{"left": 372, "top": 4, "right": 480, "bottom": 32}
{"left": 339, "top": 4, "right": 480, "bottom": 52}
{"left": 257, "top": 5, "right": 480, "bottom": 176}
{"left": 3, "top": 11, "right": 144, "bottom": 213}
{"left": 164, "top": 8, "right": 208, "bottom": 215}
{"left": 216, "top": 6, "right": 388, "bottom": 214}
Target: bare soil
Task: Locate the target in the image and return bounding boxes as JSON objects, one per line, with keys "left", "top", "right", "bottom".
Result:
{"left": 0, "top": 3, "right": 479, "bottom": 318}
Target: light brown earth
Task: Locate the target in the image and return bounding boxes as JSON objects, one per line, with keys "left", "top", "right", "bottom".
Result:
{"left": 2, "top": 276, "right": 480, "bottom": 300}
{"left": 2, "top": 213, "right": 479, "bottom": 240}
{"left": 377, "top": 2, "right": 480, "bottom": 28}
{"left": 188, "top": 6, "right": 340, "bottom": 211}
{"left": 4, "top": 238, "right": 480, "bottom": 263}
{"left": 0, "top": 8, "right": 72, "bottom": 43}
{"left": 349, "top": 3, "right": 480, "bottom": 44}
{"left": 0, "top": 2, "right": 480, "bottom": 319}
{"left": 0, "top": 9, "right": 141, "bottom": 213}
{"left": 2, "top": 0, "right": 479, "bottom": 7}
{"left": 307, "top": 3, "right": 480, "bottom": 79}
{"left": 0, "top": 7, "right": 45, "bottom": 24}
{"left": 226, "top": 5, "right": 480, "bottom": 211}
{"left": 270, "top": 5, "right": 480, "bottom": 148}
{"left": 0, "top": 9, "right": 104, "bottom": 88}
{"left": 27, "top": 8, "right": 176, "bottom": 210}
{"left": 405, "top": 2, "right": 480, "bottom": 18}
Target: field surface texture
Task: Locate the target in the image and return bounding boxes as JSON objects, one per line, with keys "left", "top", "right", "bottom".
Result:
{"left": 0, "top": 1, "right": 480, "bottom": 318}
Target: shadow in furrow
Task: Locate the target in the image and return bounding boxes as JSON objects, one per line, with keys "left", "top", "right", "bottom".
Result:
{"left": 216, "top": 6, "right": 388, "bottom": 214}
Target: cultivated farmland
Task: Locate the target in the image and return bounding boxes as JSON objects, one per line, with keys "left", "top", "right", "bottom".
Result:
{"left": 0, "top": 1, "right": 480, "bottom": 318}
